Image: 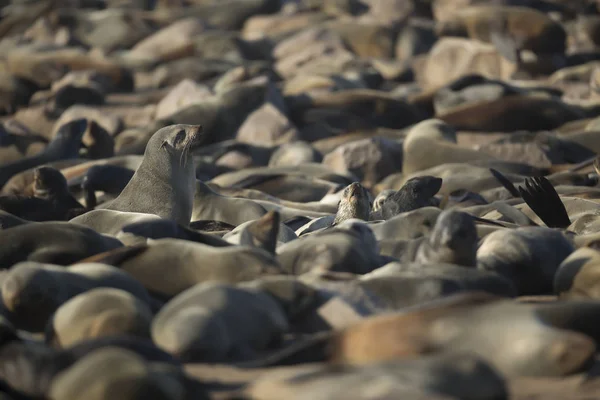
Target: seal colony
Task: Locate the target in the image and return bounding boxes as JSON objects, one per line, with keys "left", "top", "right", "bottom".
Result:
{"left": 4, "top": 1, "right": 600, "bottom": 399}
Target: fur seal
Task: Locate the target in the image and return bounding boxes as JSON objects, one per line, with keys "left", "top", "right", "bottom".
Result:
{"left": 47, "top": 288, "right": 153, "bottom": 348}
{"left": 402, "top": 119, "right": 495, "bottom": 176}
{"left": 0, "top": 222, "right": 122, "bottom": 268}
{"left": 151, "top": 281, "right": 289, "bottom": 362}
{"left": 477, "top": 227, "right": 575, "bottom": 295}
{"left": 372, "top": 189, "right": 394, "bottom": 213}
{"left": 333, "top": 182, "right": 371, "bottom": 225}
{"left": 364, "top": 262, "right": 517, "bottom": 298}
{"left": 246, "top": 352, "right": 507, "bottom": 400}
{"left": 0, "top": 166, "right": 85, "bottom": 221}
{"left": 329, "top": 293, "right": 596, "bottom": 377}
{"left": 79, "top": 164, "right": 135, "bottom": 209}
{"left": 277, "top": 225, "right": 383, "bottom": 276}
{"left": 413, "top": 209, "right": 478, "bottom": 267}
{"left": 0, "top": 336, "right": 184, "bottom": 400}
{"left": 48, "top": 347, "right": 189, "bottom": 400}
{"left": 90, "top": 238, "right": 283, "bottom": 299}
{"left": 2, "top": 261, "right": 150, "bottom": 331}
{"left": 436, "top": 6, "right": 567, "bottom": 55}
{"left": 223, "top": 211, "right": 285, "bottom": 254}
{"left": 191, "top": 180, "right": 268, "bottom": 226}
{"left": 371, "top": 176, "right": 442, "bottom": 220}
{"left": 101, "top": 124, "right": 205, "bottom": 225}
{"left": 0, "top": 119, "right": 87, "bottom": 190}
{"left": 554, "top": 246, "right": 600, "bottom": 300}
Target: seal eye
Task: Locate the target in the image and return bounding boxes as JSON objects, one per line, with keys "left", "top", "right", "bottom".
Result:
{"left": 174, "top": 130, "right": 187, "bottom": 147}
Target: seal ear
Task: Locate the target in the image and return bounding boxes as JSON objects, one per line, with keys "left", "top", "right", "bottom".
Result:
{"left": 160, "top": 141, "right": 168, "bottom": 150}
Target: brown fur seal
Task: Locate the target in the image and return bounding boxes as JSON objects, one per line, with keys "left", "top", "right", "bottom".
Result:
{"left": 48, "top": 348, "right": 188, "bottom": 400}
{"left": 277, "top": 226, "right": 383, "bottom": 276}
{"left": 554, "top": 246, "right": 600, "bottom": 300}
{"left": 0, "top": 166, "right": 85, "bottom": 221}
{"left": 48, "top": 288, "right": 153, "bottom": 348}
{"left": 151, "top": 281, "right": 289, "bottom": 362}
{"left": 191, "top": 180, "right": 268, "bottom": 226}
{"left": 0, "top": 222, "right": 122, "bottom": 268}
{"left": 402, "top": 119, "right": 495, "bottom": 176}
{"left": 329, "top": 293, "right": 595, "bottom": 377}
{"left": 333, "top": 182, "right": 371, "bottom": 225}
{"left": 86, "top": 238, "right": 283, "bottom": 300}
{"left": 414, "top": 209, "right": 478, "bottom": 267}
{"left": 79, "top": 164, "right": 135, "bottom": 209}
{"left": 436, "top": 6, "right": 566, "bottom": 55}
{"left": 0, "top": 119, "right": 87, "bottom": 191}
{"left": 101, "top": 124, "right": 206, "bottom": 225}
{"left": 371, "top": 176, "right": 442, "bottom": 220}
{"left": 2, "top": 261, "right": 150, "bottom": 332}
{"left": 246, "top": 353, "right": 507, "bottom": 400}
{"left": 477, "top": 227, "right": 575, "bottom": 295}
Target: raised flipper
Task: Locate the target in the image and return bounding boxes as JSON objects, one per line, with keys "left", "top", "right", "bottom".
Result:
{"left": 518, "top": 176, "right": 571, "bottom": 229}
{"left": 489, "top": 168, "right": 520, "bottom": 198}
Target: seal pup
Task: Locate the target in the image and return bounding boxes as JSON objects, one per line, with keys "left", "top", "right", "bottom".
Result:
{"left": 414, "top": 209, "right": 478, "bottom": 267}
{"left": 371, "top": 176, "right": 442, "bottom": 220}
{"left": 0, "top": 119, "right": 87, "bottom": 190}
{"left": 333, "top": 182, "right": 371, "bottom": 225}
{"left": 101, "top": 124, "right": 205, "bottom": 226}
{"left": 295, "top": 182, "right": 371, "bottom": 236}
{"left": 0, "top": 166, "right": 85, "bottom": 221}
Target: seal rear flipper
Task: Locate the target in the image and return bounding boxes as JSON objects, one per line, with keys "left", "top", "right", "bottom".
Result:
{"left": 489, "top": 168, "right": 520, "bottom": 198}
{"left": 518, "top": 177, "right": 571, "bottom": 229}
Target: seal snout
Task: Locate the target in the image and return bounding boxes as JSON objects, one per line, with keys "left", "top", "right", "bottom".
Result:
{"left": 186, "top": 125, "right": 205, "bottom": 150}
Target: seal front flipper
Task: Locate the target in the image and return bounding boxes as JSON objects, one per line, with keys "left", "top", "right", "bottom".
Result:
{"left": 519, "top": 176, "right": 571, "bottom": 229}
